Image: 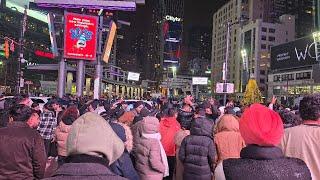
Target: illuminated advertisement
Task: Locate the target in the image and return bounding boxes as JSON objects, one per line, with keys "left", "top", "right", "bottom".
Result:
{"left": 64, "top": 12, "right": 98, "bottom": 61}
{"left": 127, "top": 72, "right": 140, "bottom": 81}
{"left": 271, "top": 36, "right": 318, "bottom": 70}
{"left": 163, "top": 15, "right": 182, "bottom": 66}
{"left": 102, "top": 21, "right": 117, "bottom": 63}
{"left": 33, "top": 0, "right": 136, "bottom": 11}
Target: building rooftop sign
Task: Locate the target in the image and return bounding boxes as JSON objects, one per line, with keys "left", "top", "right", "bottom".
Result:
{"left": 33, "top": 0, "right": 136, "bottom": 11}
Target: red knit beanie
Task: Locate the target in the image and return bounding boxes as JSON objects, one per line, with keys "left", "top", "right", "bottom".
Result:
{"left": 239, "top": 103, "right": 284, "bottom": 146}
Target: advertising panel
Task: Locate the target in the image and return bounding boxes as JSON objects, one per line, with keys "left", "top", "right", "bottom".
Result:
{"left": 64, "top": 12, "right": 98, "bottom": 61}
{"left": 163, "top": 15, "right": 182, "bottom": 66}
{"left": 271, "top": 36, "right": 318, "bottom": 70}
{"left": 102, "top": 21, "right": 117, "bottom": 63}
{"left": 192, "top": 77, "right": 208, "bottom": 85}
{"left": 33, "top": 0, "right": 136, "bottom": 11}
{"left": 128, "top": 72, "right": 140, "bottom": 81}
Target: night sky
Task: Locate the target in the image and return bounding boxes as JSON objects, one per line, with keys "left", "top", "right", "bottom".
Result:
{"left": 119, "top": 0, "right": 227, "bottom": 48}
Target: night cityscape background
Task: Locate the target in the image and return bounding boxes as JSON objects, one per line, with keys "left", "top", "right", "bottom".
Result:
{"left": 0, "top": 0, "right": 319, "bottom": 103}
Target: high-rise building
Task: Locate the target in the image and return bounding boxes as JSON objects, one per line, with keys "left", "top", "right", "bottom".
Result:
{"left": 141, "top": 0, "right": 184, "bottom": 85}
{"left": 271, "top": 0, "right": 316, "bottom": 38}
{"left": 240, "top": 15, "right": 295, "bottom": 95}
{"left": 211, "top": 0, "right": 243, "bottom": 93}
{"left": 211, "top": 0, "right": 297, "bottom": 96}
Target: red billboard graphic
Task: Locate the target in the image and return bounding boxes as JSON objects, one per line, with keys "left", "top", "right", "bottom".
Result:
{"left": 64, "top": 12, "right": 98, "bottom": 61}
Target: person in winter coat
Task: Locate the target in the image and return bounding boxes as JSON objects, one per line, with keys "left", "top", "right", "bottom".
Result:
{"left": 214, "top": 103, "right": 311, "bottom": 180}
{"left": 117, "top": 111, "right": 135, "bottom": 152}
{"left": 45, "top": 112, "right": 126, "bottom": 180}
{"left": 214, "top": 114, "right": 245, "bottom": 164}
{"left": 109, "top": 121, "right": 140, "bottom": 180}
{"left": 0, "top": 104, "right": 46, "bottom": 179}
{"left": 174, "top": 114, "right": 192, "bottom": 180}
{"left": 159, "top": 107, "right": 181, "bottom": 180}
{"left": 133, "top": 116, "right": 168, "bottom": 180}
{"left": 177, "top": 103, "right": 193, "bottom": 127}
{"left": 179, "top": 111, "right": 216, "bottom": 180}
{"left": 280, "top": 94, "right": 320, "bottom": 179}
{"left": 55, "top": 106, "right": 79, "bottom": 165}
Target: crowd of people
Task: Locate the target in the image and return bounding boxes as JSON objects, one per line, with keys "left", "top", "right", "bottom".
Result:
{"left": 0, "top": 92, "right": 319, "bottom": 180}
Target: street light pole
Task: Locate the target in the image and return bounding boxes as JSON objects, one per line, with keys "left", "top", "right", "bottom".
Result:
{"left": 16, "top": 6, "right": 27, "bottom": 94}
{"left": 223, "top": 21, "right": 231, "bottom": 106}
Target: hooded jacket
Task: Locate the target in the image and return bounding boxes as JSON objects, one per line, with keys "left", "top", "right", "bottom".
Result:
{"left": 179, "top": 117, "right": 216, "bottom": 180}
{"left": 159, "top": 116, "right": 181, "bottom": 156}
{"left": 46, "top": 112, "right": 125, "bottom": 180}
{"left": 214, "top": 114, "right": 245, "bottom": 163}
{"left": 133, "top": 116, "right": 165, "bottom": 180}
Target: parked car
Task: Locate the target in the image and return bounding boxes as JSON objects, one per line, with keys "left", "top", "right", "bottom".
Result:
{"left": 124, "top": 100, "right": 154, "bottom": 111}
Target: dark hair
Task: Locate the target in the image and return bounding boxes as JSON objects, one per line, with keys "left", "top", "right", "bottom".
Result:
{"left": 61, "top": 106, "right": 79, "bottom": 125}
{"left": 15, "top": 94, "right": 29, "bottom": 104}
{"left": 0, "top": 110, "right": 9, "bottom": 127}
{"left": 31, "top": 102, "right": 39, "bottom": 108}
{"left": 167, "top": 107, "right": 177, "bottom": 117}
{"left": 44, "top": 103, "right": 54, "bottom": 111}
{"left": 90, "top": 99, "right": 100, "bottom": 110}
{"left": 8, "top": 104, "right": 32, "bottom": 122}
{"left": 279, "top": 110, "right": 302, "bottom": 127}
{"left": 299, "top": 94, "right": 320, "bottom": 121}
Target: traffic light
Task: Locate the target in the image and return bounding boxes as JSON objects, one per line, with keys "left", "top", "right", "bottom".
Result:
{"left": 4, "top": 39, "right": 9, "bottom": 59}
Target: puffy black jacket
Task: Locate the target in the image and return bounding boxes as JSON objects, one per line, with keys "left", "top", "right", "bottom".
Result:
{"left": 179, "top": 117, "right": 216, "bottom": 180}
{"left": 177, "top": 109, "right": 193, "bottom": 129}
{"left": 220, "top": 145, "right": 311, "bottom": 180}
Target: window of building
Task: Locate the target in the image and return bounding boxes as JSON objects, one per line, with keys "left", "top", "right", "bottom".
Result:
{"left": 274, "top": 75, "right": 281, "bottom": 82}
{"left": 261, "top": 35, "right": 266, "bottom": 40}
{"left": 269, "top": 36, "right": 275, "bottom": 42}
{"left": 260, "top": 79, "right": 265, "bottom": 84}
{"left": 261, "top": 44, "right": 267, "bottom": 49}
{"left": 296, "top": 72, "right": 311, "bottom": 80}
{"left": 286, "top": 31, "right": 288, "bottom": 35}
{"left": 260, "top": 70, "right": 266, "bottom": 75}
{"left": 269, "top": 28, "right": 276, "bottom": 33}
{"left": 262, "top": 27, "right": 267, "bottom": 32}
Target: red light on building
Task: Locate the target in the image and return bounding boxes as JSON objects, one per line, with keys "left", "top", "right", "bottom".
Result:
{"left": 35, "top": 50, "right": 54, "bottom": 59}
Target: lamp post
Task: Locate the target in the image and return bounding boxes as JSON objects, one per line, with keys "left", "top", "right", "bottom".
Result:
{"left": 14, "top": 5, "right": 28, "bottom": 94}
{"left": 312, "top": 31, "right": 320, "bottom": 63}
{"left": 241, "top": 49, "right": 249, "bottom": 92}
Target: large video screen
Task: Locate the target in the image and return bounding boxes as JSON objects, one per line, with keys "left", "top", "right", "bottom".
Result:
{"left": 163, "top": 15, "right": 182, "bottom": 66}
{"left": 271, "top": 36, "right": 318, "bottom": 70}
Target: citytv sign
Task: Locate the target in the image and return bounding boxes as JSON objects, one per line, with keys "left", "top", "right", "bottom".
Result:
{"left": 271, "top": 36, "right": 318, "bottom": 70}
{"left": 165, "top": 15, "right": 181, "bottom": 22}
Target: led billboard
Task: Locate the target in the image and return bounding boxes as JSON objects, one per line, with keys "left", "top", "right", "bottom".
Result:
{"left": 64, "top": 12, "right": 98, "bottom": 61}
{"left": 127, "top": 72, "right": 140, "bottom": 81}
{"left": 271, "top": 36, "right": 319, "bottom": 70}
{"left": 163, "top": 15, "right": 182, "bottom": 66}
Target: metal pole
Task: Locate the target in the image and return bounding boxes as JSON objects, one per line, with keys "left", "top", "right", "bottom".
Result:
{"left": 223, "top": 21, "right": 231, "bottom": 106}
{"left": 94, "top": 16, "right": 103, "bottom": 99}
{"left": 76, "top": 60, "right": 85, "bottom": 97}
{"left": 57, "top": 57, "right": 66, "bottom": 98}
{"left": 16, "top": 6, "right": 27, "bottom": 94}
